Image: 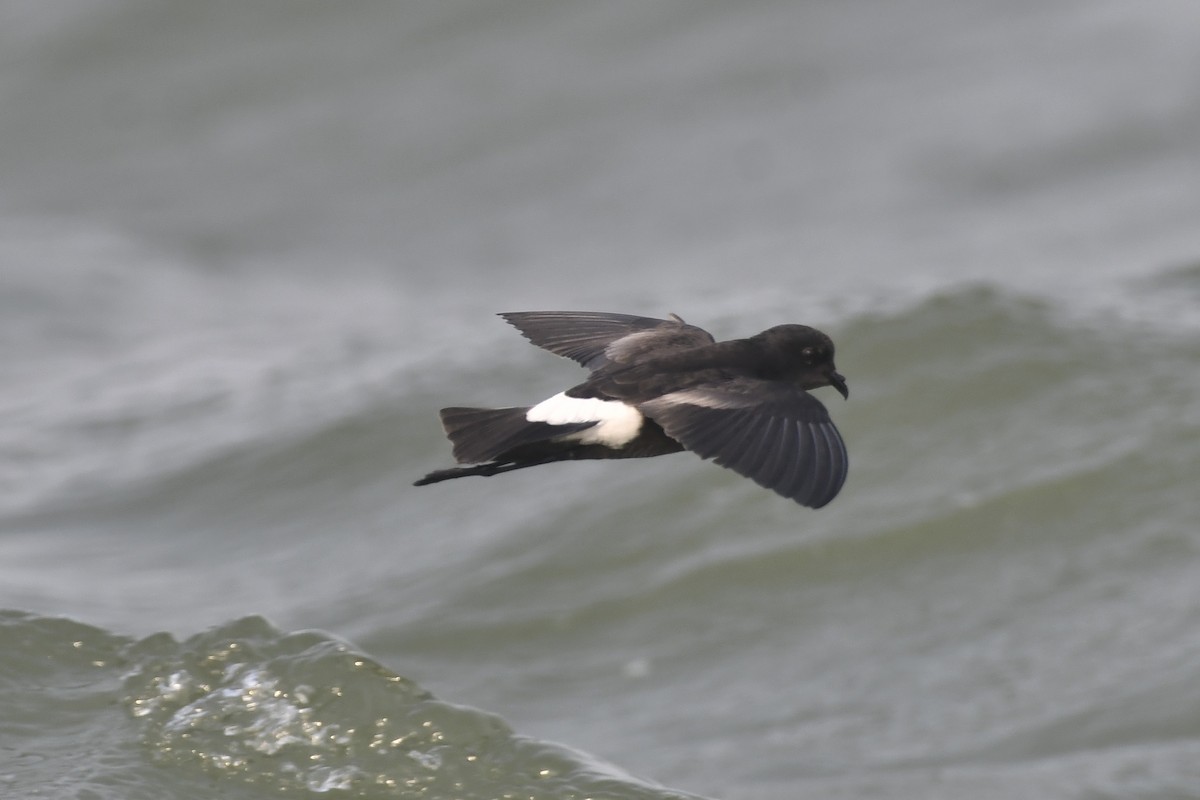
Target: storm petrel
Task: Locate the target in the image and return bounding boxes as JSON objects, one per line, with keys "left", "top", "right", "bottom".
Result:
{"left": 414, "top": 311, "right": 849, "bottom": 508}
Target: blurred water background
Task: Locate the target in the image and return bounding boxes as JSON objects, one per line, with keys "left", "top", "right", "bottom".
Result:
{"left": 3, "top": 2, "right": 1200, "bottom": 798}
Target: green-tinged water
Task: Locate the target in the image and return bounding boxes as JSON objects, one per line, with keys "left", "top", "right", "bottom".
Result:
{"left": 3, "top": 2, "right": 1200, "bottom": 798}
{"left": 1, "top": 613, "right": 694, "bottom": 799}
{"left": 5, "top": 284, "right": 1200, "bottom": 799}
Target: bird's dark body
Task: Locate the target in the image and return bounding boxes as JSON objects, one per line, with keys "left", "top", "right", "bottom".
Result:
{"left": 415, "top": 311, "right": 850, "bottom": 508}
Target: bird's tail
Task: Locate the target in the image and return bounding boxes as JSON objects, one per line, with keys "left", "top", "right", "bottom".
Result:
{"left": 439, "top": 406, "right": 599, "bottom": 463}
{"left": 438, "top": 406, "right": 535, "bottom": 464}
{"left": 414, "top": 406, "right": 597, "bottom": 487}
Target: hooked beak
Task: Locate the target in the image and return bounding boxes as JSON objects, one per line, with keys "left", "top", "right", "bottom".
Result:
{"left": 829, "top": 371, "right": 849, "bottom": 400}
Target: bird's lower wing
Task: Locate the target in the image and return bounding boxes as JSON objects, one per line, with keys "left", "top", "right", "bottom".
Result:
{"left": 641, "top": 382, "right": 848, "bottom": 508}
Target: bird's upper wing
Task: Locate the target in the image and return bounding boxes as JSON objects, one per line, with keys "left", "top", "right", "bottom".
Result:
{"left": 500, "top": 311, "right": 715, "bottom": 370}
{"left": 640, "top": 379, "right": 848, "bottom": 508}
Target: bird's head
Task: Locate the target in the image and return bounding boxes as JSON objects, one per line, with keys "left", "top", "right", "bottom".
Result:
{"left": 751, "top": 324, "right": 848, "bottom": 399}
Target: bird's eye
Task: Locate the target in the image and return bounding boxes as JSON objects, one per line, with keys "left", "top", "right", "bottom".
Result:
{"left": 801, "top": 346, "right": 815, "bottom": 359}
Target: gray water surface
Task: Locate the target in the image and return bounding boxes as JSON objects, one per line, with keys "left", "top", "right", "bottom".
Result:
{"left": 3, "top": 2, "right": 1200, "bottom": 798}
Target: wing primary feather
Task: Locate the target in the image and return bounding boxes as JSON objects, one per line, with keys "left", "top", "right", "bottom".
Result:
{"left": 814, "top": 422, "right": 849, "bottom": 507}
{"left": 771, "top": 419, "right": 809, "bottom": 502}
{"left": 691, "top": 410, "right": 747, "bottom": 462}
{"left": 795, "top": 422, "right": 829, "bottom": 505}
{"left": 807, "top": 423, "right": 835, "bottom": 507}
{"left": 798, "top": 423, "right": 835, "bottom": 508}
{"left": 705, "top": 412, "right": 763, "bottom": 474}
{"left": 732, "top": 414, "right": 779, "bottom": 479}
{"left": 753, "top": 416, "right": 791, "bottom": 492}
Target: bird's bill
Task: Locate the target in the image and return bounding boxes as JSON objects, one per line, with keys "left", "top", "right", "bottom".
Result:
{"left": 829, "top": 371, "right": 849, "bottom": 399}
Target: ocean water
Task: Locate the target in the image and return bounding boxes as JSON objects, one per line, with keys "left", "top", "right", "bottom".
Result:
{"left": 3, "top": 2, "right": 1200, "bottom": 798}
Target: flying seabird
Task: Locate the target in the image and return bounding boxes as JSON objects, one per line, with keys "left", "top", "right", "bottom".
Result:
{"left": 414, "top": 311, "right": 849, "bottom": 508}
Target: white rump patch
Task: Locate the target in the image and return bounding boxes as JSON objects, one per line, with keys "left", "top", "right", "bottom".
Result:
{"left": 525, "top": 392, "right": 643, "bottom": 447}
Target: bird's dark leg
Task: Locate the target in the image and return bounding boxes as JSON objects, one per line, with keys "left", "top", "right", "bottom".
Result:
{"left": 413, "top": 457, "right": 555, "bottom": 486}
